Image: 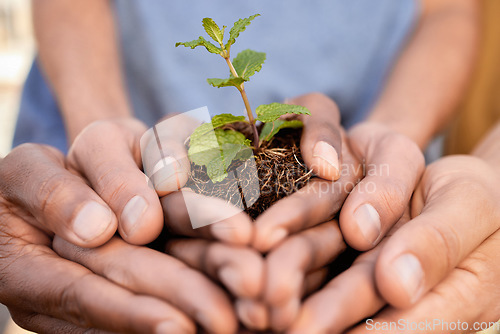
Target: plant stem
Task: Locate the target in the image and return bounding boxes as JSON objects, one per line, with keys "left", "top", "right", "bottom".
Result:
{"left": 224, "top": 57, "right": 260, "bottom": 148}
{"left": 240, "top": 88, "right": 260, "bottom": 147}
{"left": 225, "top": 57, "right": 238, "bottom": 78}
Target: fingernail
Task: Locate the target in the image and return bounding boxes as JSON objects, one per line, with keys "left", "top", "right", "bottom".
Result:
{"left": 236, "top": 300, "right": 268, "bottom": 331}
{"left": 313, "top": 141, "right": 340, "bottom": 180}
{"left": 152, "top": 156, "right": 187, "bottom": 192}
{"left": 121, "top": 195, "right": 148, "bottom": 236}
{"left": 219, "top": 267, "right": 241, "bottom": 293}
{"left": 391, "top": 253, "right": 424, "bottom": 304}
{"left": 267, "top": 228, "right": 288, "bottom": 249}
{"left": 73, "top": 201, "right": 113, "bottom": 242}
{"left": 353, "top": 203, "right": 381, "bottom": 245}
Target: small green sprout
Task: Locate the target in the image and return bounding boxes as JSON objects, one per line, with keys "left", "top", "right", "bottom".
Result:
{"left": 176, "top": 14, "right": 310, "bottom": 181}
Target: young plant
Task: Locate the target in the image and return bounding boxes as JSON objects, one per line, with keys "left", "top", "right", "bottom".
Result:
{"left": 176, "top": 14, "right": 310, "bottom": 182}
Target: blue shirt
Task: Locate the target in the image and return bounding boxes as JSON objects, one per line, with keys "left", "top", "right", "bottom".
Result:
{"left": 14, "top": 0, "right": 418, "bottom": 153}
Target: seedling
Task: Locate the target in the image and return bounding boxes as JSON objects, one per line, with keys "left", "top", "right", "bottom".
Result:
{"left": 176, "top": 14, "right": 310, "bottom": 182}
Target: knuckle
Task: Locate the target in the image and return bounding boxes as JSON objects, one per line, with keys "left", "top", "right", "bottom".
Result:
{"left": 375, "top": 178, "right": 409, "bottom": 222}
{"left": 0, "top": 144, "right": 61, "bottom": 197}
{"left": 425, "top": 223, "right": 461, "bottom": 270}
{"left": 37, "top": 173, "right": 75, "bottom": 217}
{"left": 92, "top": 165, "right": 131, "bottom": 202}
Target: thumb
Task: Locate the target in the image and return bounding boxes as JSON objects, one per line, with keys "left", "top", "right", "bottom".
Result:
{"left": 339, "top": 122, "right": 425, "bottom": 251}
{"left": 287, "top": 93, "right": 342, "bottom": 181}
{"left": 141, "top": 113, "right": 199, "bottom": 196}
{"left": 0, "top": 144, "right": 117, "bottom": 248}
{"left": 375, "top": 156, "right": 500, "bottom": 308}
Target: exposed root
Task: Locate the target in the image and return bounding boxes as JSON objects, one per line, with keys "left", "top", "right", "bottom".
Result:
{"left": 185, "top": 124, "right": 314, "bottom": 219}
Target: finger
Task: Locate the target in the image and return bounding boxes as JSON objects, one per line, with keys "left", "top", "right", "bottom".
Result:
{"left": 252, "top": 149, "right": 360, "bottom": 253}
{"left": 287, "top": 93, "right": 342, "bottom": 181}
{"left": 161, "top": 190, "right": 253, "bottom": 245}
{"left": 141, "top": 113, "right": 199, "bottom": 195}
{"left": 166, "top": 238, "right": 264, "bottom": 298}
{"left": 252, "top": 135, "right": 361, "bottom": 253}
{"left": 302, "top": 268, "right": 329, "bottom": 297}
{"left": 235, "top": 299, "right": 270, "bottom": 332}
{"left": 267, "top": 269, "right": 329, "bottom": 333}
{"left": 235, "top": 268, "right": 330, "bottom": 334}
{"left": 67, "top": 118, "right": 164, "bottom": 245}
{"left": 10, "top": 309, "right": 110, "bottom": 334}
{"left": 265, "top": 221, "right": 345, "bottom": 331}
{"left": 0, "top": 143, "right": 117, "bottom": 248}
{"left": 289, "top": 246, "right": 385, "bottom": 334}
{"left": 375, "top": 157, "right": 500, "bottom": 308}
{"left": 340, "top": 122, "right": 425, "bottom": 251}
{"left": 54, "top": 236, "right": 238, "bottom": 334}
{"left": 349, "top": 231, "right": 500, "bottom": 334}
{"left": 1, "top": 218, "right": 195, "bottom": 334}
{"left": 265, "top": 221, "right": 345, "bottom": 306}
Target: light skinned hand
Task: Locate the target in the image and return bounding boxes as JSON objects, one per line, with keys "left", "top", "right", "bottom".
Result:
{"left": 252, "top": 93, "right": 425, "bottom": 253}
{"left": 252, "top": 93, "right": 361, "bottom": 252}
{"left": 0, "top": 144, "right": 238, "bottom": 333}
{"left": 241, "top": 221, "right": 346, "bottom": 331}
{"left": 64, "top": 115, "right": 254, "bottom": 246}
{"left": 289, "top": 155, "right": 500, "bottom": 333}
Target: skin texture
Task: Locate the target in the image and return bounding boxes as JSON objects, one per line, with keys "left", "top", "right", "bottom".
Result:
{"left": 289, "top": 154, "right": 500, "bottom": 334}
{"left": 0, "top": 0, "right": 481, "bottom": 332}
{"left": 0, "top": 145, "right": 238, "bottom": 334}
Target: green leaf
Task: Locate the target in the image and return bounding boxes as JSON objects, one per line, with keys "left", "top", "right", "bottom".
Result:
{"left": 214, "top": 128, "right": 246, "bottom": 145}
{"left": 202, "top": 18, "right": 225, "bottom": 47}
{"left": 211, "top": 114, "right": 246, "bottom": 128}
{"left": 259, "top": 120, "right": 304, "bottom": 142}
{"left": 207, "top": 77, "right": 245, "bottom": 88}
{"left": 226, "top": 14, "right": 260, "bottom": 49}
{"left": 189, "top": 114, "right": 246, "bottom": 146}
{"left": 256, "top": 103, "right": 311, "bottom": 123}
{"left": 233, "top": 49, "right": 266, "bottom": 80}
{"left": 188, "top": 124, "right": 252, "bottom": 183}
{"left": 206, "top": 143, "right": 241, "bottom": 182}
{"left": 175, "top": 36, "right": 222, "bottom": 55}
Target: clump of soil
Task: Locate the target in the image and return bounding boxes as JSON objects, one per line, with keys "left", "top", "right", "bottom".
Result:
{"left": 185, "top": 122, "right": 314, "bottom": 219}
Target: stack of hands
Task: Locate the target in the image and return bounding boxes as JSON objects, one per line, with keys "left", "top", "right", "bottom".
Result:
{"left": 1, "top": 93, "right": 499, "bottom": 334}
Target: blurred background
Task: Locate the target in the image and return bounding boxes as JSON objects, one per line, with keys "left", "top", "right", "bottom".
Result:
{"left": 0, "top": 0, "right": 33, "bottom": 158}
{"left": 0, "top": 0, "right": 499, "bottom": 333}
{"left": 0, "top": 3, "right": 34, "bottom": 334}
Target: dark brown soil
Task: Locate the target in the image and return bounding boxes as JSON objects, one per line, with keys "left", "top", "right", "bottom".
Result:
{"left": 185, "top": 123, "right": 314, "bottom": 219}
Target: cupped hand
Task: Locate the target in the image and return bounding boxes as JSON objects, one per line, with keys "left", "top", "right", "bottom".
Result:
{"left": 54, "top": 236, "right": 239, "bottom": 334}
{"left": 66, "top": 117, "right": 192, "bottom": 245}
{"left": 252, "top": 93, "right": 361, "bottom": 253}
{"left": 339, "top": 121, "right": 425, "bottom": 251}
{"left": 289, "top": 155, "right": 500, "bottom": 333}
{"left": 0, "top": 144, "right": 239, "bottom": 334}
{"left": 252, "top": 93, "right": 425, "bottom": 253}
{"left": 0, "top": 117, "right": 191, "bottom": 248}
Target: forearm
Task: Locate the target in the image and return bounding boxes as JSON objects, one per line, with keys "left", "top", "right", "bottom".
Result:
{"left": 368, "top": 0, "right": 480, "bottom": 149}
{"left": 33, "top": 0, "right": 131, "bottom": 143}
